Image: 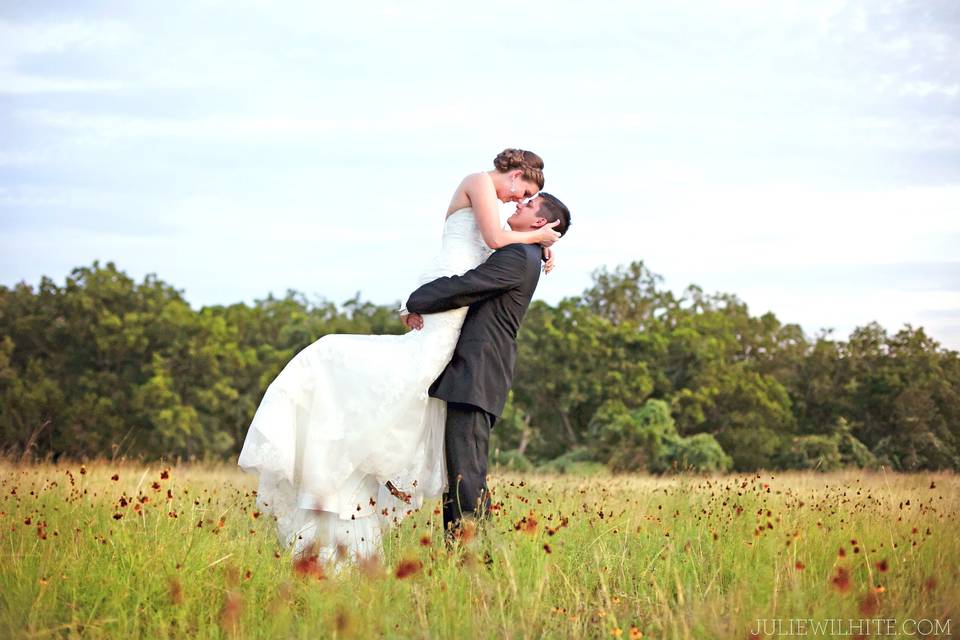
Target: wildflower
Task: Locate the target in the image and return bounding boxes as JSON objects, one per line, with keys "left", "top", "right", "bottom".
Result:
{"left": 220, "top": 590, "right": 242, "bottom": 632}
{"left": 875, "top": 559, "right": 889, "bottom": 573}
{"left": 456, "top": 519, "right": 477, "bottom": 543}
{"left": 395, "top": 559, "right": 422, "bottom": 579}
{"left": 293, "top": 555, "right": 325, "bottom": 579}
{"left": 629, "top": 626, "right": 643, "bottom": 639}
{"left": 111, "top": 474, "right": 119, "bottom": 481}
{"left": 522, "top": 515, "right": 538, "bottom": 535}
{"left": 543, "top": 543, "right": 552, "bottom": 554}
{"left": 612, "top": 627, "right": 622, "bottom": 637}
{"left": 795, "top": 561, "right": 805, "bottom": 570}
{"left": 419, "top": 534, "right": 431, "bottom": 547}
{"left": 335, "top": 609, "right": 352, "bottom": 634}
{"left": 160, "top": 469, "right": 170, "bottom": 480}
{"left": 831, "top": 566, "right": 851, "bottom": 593}
{"left": 169, "top": 578, "right": 183, "bottom": 605}
{"left": 858, "top": 591, "right": 880, "bottom": 616}
{"left": 358, "top": 554, "right": 384, "bottom": 579}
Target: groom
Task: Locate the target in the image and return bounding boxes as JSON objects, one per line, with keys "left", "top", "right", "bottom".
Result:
{"left": 405, "top": 193, "right": 572, "bottom": 538}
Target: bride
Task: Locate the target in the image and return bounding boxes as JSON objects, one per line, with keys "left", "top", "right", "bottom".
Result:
{"left": 238, "top": 149, "right": 560, "bottom": 563}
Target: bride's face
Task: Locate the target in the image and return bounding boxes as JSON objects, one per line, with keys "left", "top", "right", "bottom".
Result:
{"left": 497, "top": 172, "right": 540, "bottom": 204}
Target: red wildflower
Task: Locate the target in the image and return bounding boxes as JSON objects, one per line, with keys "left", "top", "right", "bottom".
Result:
{"left": 522, "top": 515, "right": 538, "bottom": 535}
{"left": 220, "top": 590, "right": 242, "bottom": 632}
{"left": 858, "top": 591, "right": 880, "bottom": 616}
{"left": 293, "top": 555, "right": 325, "bottom": 579}
{"left": 169, "top": 578, "right": 183, "bottom": 605}
{"left": 831, "top": 566, "right": 851, "bottom": 593}
{"left": 395, "top": 559, "right": 422, "bottom": 579}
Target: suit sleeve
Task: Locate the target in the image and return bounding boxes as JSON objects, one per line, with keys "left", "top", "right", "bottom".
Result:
{"left": 406, "top": 244, "right": 529, "bottom": 314}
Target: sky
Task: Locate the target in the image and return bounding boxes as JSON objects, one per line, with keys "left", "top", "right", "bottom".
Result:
{"left": 1, "top": 0, "right": 958, "bottom": 349}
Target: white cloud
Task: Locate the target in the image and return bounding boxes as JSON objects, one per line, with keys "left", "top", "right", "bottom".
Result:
{"left": 898, "top": 81, "right": 960, "bottom": 98}
{"left": 0, "top": 19, "right": 134, "bottom": 56}
{"left": 0, "top": 18, "right": 133, "bottom": 94}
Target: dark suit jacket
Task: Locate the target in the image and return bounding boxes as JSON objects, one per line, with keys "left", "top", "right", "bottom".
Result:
{"left": 405, "top": 243, "right": 542, "bottom": 418}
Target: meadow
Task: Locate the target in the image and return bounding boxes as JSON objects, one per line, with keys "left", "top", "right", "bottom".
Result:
{"left": 0, "top": 462, "right": 956, "bottom": 639}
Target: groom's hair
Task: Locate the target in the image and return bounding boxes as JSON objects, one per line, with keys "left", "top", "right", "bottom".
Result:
{"left": 537, "top": 192, "right": 571, "bottom": 236}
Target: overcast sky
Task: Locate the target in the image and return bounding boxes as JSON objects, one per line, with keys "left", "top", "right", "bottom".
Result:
{"left": 2, "top": 0, "right": 958, "bottom": 349}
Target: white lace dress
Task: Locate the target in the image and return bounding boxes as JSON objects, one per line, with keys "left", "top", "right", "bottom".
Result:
{"left": 238, "top": 208, "right": 494, "bottom": 562}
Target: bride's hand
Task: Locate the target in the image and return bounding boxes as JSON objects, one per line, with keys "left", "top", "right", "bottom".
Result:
{"left": 542, "top": 247, "right": 556, "bottom": 274}
{"left": 402, "top": 312, "right": 424, "bottom": 331}
{"left": 537, "top": 220, "right": 562, "bottom": 248}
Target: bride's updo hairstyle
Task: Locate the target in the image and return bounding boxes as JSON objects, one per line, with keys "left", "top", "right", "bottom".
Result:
{"left": 494, "top": 148, "right": 545, "bottom": 190}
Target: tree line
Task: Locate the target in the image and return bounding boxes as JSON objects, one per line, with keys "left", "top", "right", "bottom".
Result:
{"left": 2, "top": 261, "right": 957, "bottom": 472}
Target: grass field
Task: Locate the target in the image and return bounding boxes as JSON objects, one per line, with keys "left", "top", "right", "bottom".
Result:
{"left": 1, "top": 462, "right": 956, "bottom": 639}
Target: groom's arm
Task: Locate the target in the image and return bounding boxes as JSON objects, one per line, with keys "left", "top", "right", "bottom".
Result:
{"left": 406, "top": 244, "right": 530, "bottom": 315}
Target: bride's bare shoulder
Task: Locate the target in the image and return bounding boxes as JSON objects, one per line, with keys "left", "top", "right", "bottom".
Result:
{"left": 446, "top": 172, "right": 492, "bottom": 216}
{"left": 460, "top": 171, "right": 493, "bottom": 189}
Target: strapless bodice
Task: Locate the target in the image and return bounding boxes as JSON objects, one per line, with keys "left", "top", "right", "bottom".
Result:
{"left": 441, "top": 207, "right": 493, "bottom": 257}
{"left": 413, "top": 208, "right": 494, "bottom": 286}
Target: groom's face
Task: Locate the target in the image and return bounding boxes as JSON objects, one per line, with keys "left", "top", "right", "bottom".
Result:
{"left": 507, "top": 196, "right": 546, "bottom": 231}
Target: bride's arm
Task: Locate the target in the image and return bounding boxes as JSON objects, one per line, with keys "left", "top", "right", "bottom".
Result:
{"left": 462, "top": 174, "right": 560, "bottom": 250}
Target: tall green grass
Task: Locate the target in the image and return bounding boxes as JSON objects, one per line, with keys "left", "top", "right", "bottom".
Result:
{"left": 1, "top": 462, "right": 956, "bottom": 639}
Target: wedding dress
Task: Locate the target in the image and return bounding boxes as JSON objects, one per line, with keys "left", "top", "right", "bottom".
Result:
{"left": 238, "top": 207, "right": 495, "bottom": 562}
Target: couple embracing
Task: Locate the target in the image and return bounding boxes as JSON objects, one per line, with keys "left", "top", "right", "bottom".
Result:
{"left": 238, "top": 149, "right": 572, "bottom": 564}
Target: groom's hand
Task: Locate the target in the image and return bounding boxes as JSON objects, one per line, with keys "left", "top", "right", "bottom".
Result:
{"left": 402, "top": 312, "right": 424, "bottom": 331}
{"left": 542, "top": 247, "right": 555, "bottom": 274}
